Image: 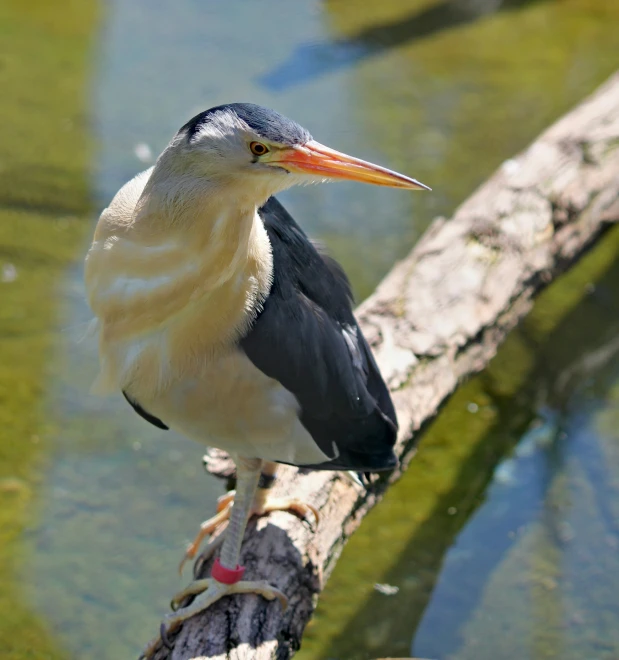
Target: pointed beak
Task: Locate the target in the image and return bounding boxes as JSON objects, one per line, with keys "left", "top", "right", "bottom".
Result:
{"left": 268, "top": 140, "right": 430, "bottom": 191}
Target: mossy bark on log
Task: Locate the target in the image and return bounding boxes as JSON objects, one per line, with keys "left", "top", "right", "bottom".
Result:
{"left": 148, "top": 71, "right": 619, "bottom": 660}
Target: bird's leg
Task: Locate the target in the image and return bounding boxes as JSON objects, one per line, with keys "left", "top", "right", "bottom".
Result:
{"left": 181, "top": 461, "right": 318, "bottom": 574}
{"left": 218, "top": 457, "right": 261, "bottom": 570}
{"left": 141, "top": 457, "right": 287, "bottom": 659}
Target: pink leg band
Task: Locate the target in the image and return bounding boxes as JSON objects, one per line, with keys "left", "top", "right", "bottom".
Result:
{"left": 211, "top": 557, "right": 246, "bottom": 584}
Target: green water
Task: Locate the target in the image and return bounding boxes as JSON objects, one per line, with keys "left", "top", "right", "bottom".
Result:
{"left": 0, "top": 1, "right": 617, "bottom": 659}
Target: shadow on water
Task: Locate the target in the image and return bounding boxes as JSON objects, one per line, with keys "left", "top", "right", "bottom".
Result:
{"left": 411, "top": 259, "right": 619, "bottom": 659}
{"left": 300, "top": 229, "right": 619, "bottom": 660}
{"left": 259, "top": 0, "right": 546, "bottom": 91}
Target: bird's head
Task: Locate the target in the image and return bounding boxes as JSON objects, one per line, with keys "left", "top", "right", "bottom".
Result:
{"left": 163, "top": 103, "right": 430, "bottom": 205}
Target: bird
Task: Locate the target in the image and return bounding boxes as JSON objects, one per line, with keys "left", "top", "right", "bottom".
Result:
{"left": 83, "top": 103, "right": 429, "bottom": 656}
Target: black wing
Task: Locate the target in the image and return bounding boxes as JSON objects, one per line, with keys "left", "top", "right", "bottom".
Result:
{"left": 239, "top": 197, "right": 397, "bottom": 472}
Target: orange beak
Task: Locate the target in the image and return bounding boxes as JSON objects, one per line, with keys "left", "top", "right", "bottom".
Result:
{"left": 268, "top": 140, "right": 430, "bottom": 191}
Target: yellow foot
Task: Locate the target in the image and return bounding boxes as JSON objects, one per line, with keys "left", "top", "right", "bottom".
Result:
{"left": 253, "top": 496, "right": 319, "bottom": 525}
{"left": 140, "top": 578, "right": 287, "bottom": 659}
{"left": 178, "top": 491, "right": 235, "bottom": 574}
{"left": 180, "top": 494, "right": 319, "bottom": 574}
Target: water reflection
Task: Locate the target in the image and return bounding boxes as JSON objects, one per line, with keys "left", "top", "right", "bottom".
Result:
{"left": 415, "top": 347, "right": 619, "bottom": 658}
{"left": 0, "top": 1, "right": 99, "bottom": 658}
{"left": 260, "top": 0, "right": 543, "bottom": 91}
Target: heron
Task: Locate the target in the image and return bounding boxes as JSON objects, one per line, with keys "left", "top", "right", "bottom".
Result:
{"left": 84, "top": 103, "right": 429, "bottom": 655}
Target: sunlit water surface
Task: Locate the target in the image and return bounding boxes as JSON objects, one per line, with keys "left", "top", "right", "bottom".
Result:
{"left": 1, "top": 0, "right": 618, "bottom": 659}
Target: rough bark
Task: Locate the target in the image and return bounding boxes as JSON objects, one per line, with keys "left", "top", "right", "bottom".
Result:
{"left": 148, "top": 72, "right": 619, "bottom": 660}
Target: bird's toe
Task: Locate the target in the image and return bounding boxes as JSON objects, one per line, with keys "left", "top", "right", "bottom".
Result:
{"left": 141, "top": 577, "right": 287, "bottom": 659}
{"left": 254, "top": 496, "right": 320, "bottom": 528}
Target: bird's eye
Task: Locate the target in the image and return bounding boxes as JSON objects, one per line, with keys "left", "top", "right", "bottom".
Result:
{"left": 250, "top": 141, "right": 269, "bottom": 156}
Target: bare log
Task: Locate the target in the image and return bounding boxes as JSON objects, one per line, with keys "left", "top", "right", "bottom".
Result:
{"left": 148, "top": 72, "right": 619, "bottom": 660}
